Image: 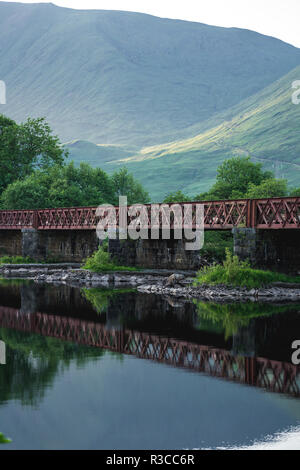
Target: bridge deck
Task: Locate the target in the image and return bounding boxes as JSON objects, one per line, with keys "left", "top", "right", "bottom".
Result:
{"left": 0, "top": 197, "right": 299, "bottom": 230}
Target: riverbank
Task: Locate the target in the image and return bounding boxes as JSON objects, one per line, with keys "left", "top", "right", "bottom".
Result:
{"left": 1, "top": 264, "right": 300, "bottom": 302}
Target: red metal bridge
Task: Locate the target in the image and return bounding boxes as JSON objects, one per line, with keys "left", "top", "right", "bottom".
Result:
{"left": 0, "top": 197, "right": 300, "bottom": 230}
{"left": 0, "top": 306, "right": 299, "bottom": 397}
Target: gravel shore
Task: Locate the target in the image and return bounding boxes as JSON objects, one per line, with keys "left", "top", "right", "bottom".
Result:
{"left": 1, "top": 264, "right": 300, "bottom": 302}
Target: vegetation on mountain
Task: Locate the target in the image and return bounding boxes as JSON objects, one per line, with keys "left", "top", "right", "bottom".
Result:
{"left": 98, "top": 66, "right": 300, "bottom": 200}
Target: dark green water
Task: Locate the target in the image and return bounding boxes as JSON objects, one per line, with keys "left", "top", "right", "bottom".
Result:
{"left": 0, "top": 280, "right": 299, "bottom": 450}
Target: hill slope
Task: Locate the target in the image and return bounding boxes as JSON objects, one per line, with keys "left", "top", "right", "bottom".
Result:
{"left": 1, "top": 2, "right": 300, "bottom": 146}
{"left": 97, "top": 66, "right": 300, "bottom": 200}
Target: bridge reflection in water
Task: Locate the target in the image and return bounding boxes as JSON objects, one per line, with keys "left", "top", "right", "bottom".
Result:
{"left": 0, "top": 305, "right": 299, "bottom": 398}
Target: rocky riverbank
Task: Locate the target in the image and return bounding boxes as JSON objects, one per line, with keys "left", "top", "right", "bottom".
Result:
{"left": 1, "top": 264, "right": 300, "bottom": 302}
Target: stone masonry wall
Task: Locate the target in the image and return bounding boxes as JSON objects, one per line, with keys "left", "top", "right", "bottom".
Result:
{"left": 22, "top": 229, "right": 99, "bottom": 263}
{"left": 0, "top": 230, "right": 22, "bottom": 257}
{"left": 233, "top": 227, "right": 300, "bottom": 273}
{"left": 108, "top": 237, "right": 202, "bottom": 270}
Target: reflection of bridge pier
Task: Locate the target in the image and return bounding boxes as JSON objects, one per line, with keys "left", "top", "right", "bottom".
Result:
{"left": 0, "top": 306, "right": 299, "bottom": 398}
{"left": 232, "top": 320, "right": 256, "bottom": 357}
{"left": 244, "top": 357, "right": 257, "bottom": 386}
{"left": 20, "top": 284, "right": 45, "bottom": 314}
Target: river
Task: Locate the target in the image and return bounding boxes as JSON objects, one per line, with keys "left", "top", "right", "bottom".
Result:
{"left": 0, "top": 280, "right": 299, "bottom": 450}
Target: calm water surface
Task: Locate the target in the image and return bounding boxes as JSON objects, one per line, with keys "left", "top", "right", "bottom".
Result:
{"left": 0, "top": 280, "right": 299, "bottom": 450}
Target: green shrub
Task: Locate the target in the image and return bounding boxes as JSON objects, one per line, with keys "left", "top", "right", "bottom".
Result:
{"left": 194, "top": 248, "right": 300, "bottom": 289}
{"left": 83, "top": 244, "right": 137, "bottom": 272}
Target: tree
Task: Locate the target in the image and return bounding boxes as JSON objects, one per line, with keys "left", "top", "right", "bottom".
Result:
{"left": 290, "top": 187, "right": 300, "bottom": 197}
{"left": 0, "top": 163, "right": 151, "bottom": 210}
{"left": 0, "top": 115, "right": 67, "bottom": 195}
{"left": 0, "top": 162, "right": 115, "bottom": 209}
{"left": 246, "top": 178, "right": 288, "bottom": 199}
{"left": 163, "top": 190, "right": 191, "bottom": 203}
{"left": 198, "top": 156, "right": 273, "bottom": 200}
{"left": 111, "top": 167, "right": 150, "bottom": 205}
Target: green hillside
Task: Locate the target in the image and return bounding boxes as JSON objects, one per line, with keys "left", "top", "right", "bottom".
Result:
{"left": 65, "top": 140, "right": 138, "bottom": 167}
{"left": 95, "top": 66, "right": 300, "bottom": 200}
{"left": 2, "top": 2, "right": 300, "bottom": 147}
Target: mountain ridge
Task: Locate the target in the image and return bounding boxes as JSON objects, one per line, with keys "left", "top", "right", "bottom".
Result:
{"left": 1, "top": 1, "right": 300, "bottom": 147}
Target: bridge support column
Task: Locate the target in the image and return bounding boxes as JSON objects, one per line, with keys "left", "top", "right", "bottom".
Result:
{"left": 232, "top": 228, "right": 257, "bottom": 265}
{"left": 22, "top": 228, "right": 45, "bottom": 261}
{"left": 233, "top": 227, "right": 300, "bottom": 273}
{"left": 21, "top": 229, "right": 100, "bottom": 262}
{"left": 20, "top": 284, "right": 44, "bottom": 314}
{"left": 231, "top": 320, "right": 256, "bottom": 357}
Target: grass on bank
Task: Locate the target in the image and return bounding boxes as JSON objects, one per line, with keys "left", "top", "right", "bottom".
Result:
{"left": 0, "top": 255, "right": 35, "bottom": 265}
{"left": 83, "top": 243, "right": 137, "bottom": 273}
{"left": 194, "top": 248, "right": 300, "bottom": 289}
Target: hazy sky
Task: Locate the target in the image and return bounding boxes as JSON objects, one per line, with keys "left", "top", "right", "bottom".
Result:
{"left": 3, "top": 0, "right": 300, "bottom": 48}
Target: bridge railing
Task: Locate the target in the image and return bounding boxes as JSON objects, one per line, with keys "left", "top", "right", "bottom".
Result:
{"left": 0, "top": 197, "right": 299, "bottom": 230}
{"left": 253, "top": 197, "right": 300, "bottom": 229}
{"left": 0, "top": 210, "right": 38, "bottom": 230}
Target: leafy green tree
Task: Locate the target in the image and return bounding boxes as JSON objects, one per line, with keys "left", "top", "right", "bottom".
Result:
{"left": 0, "top": 163, "right": 151, "bottom": 210}
{"left": 0, "top": 162, "right": 115, "bottom": 209}
{"left": 0, "top": 115, "right": 67, "bottom": 195}
{"left": 195, "top": 157, "right": 273, "bottom": 200}
{"left": 290, "top": 187, "right": 300, "bottom": 197}
{"left": 246, "top": 178, "right": 288, "bottom": 199}
{"left": 163, "top": 190, "right": 191, "bottom": 203}
{"left": 111, "top": 167, "right": 150, "bottom": 204}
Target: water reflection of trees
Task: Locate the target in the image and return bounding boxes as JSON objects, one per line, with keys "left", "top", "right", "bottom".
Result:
{"left": 81, "top": 287, "right": 135, "bottom": 315}
{"left": 194, "top": 301, "right": 300, "bottom": 340}
{"left": 0, "top": 328, "right": 105, "bottom": 407}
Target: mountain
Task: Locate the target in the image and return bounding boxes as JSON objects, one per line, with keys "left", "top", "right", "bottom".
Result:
{"left": 1, "top": 2, "right": 300, "bottom": 148}
{"left": 65, "top": 140, "right": 138, "bottom": 167}
{"left": 95, "top": 65, "right": 300, "bottom": 200}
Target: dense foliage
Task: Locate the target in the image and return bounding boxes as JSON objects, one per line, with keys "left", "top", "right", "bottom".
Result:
{"left": 0, "top": 114, "right": 150, "bottom": 209}
{"left": 0, "top": 115, "right": 67, "bottom": 195}
{"left": 164, "top": 156, "right": 300, "bottom": 203}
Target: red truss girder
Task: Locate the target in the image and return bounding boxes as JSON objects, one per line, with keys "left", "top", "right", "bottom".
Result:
{"left": 0, "top": 197, "right": 299, "bottom": 230}
{"left": 0, "top": 306, "right": 299, "bottom": 397}
{"left": 255, "top": 197, "right": 300, "bottom": 229}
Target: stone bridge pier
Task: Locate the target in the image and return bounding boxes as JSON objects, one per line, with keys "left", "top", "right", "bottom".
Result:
{"left": 0, "top": 228, "right": 203, "bottom": 270}
{"left": 232, "top": 228, "right": 300, "bottom": 274}
{"left": 0, "top": 226, "right": 299, "bottom": 272}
